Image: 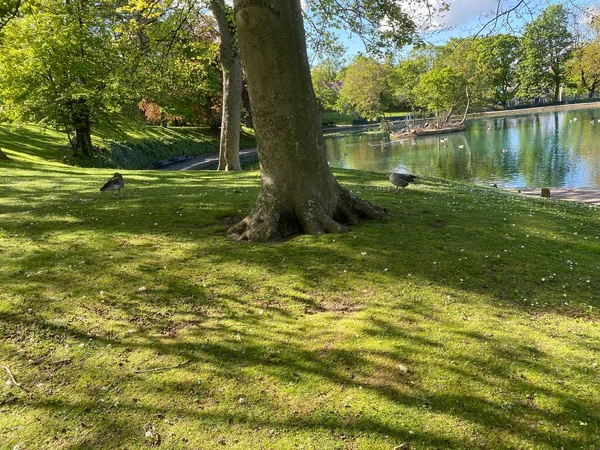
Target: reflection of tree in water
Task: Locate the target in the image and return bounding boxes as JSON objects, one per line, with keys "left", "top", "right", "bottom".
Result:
{"left": 324, "top": 108, "right": 600, "bottom": 187}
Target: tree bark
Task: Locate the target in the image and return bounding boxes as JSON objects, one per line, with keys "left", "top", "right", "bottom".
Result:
{"left": 67, "top": 97, "right": 93, "bottom": 158}
{"left": 553, "top": 79, "right": 561, "bottom": 103}
{"left": 73, "top": 121, "right": 93, "bottom": 158}
{"left": 210, "top": 0, "right": 242, "bottom": 171}
{"left": 230, "top": 0, "right": 388, "bottom": 241}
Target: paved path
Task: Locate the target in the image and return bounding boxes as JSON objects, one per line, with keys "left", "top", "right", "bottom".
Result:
{"left": 160, "top": 148, "right": 258, "bottom": 171}
{"left": 506, "top": 188, "right": 600, "bottom": 207}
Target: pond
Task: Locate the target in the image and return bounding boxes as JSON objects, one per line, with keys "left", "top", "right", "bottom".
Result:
{"left": 324, "top": 107, "right": 600, "bottom": 188}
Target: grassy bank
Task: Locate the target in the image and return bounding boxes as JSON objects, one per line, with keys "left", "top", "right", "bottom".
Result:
{"left": 0, "top": 124, "right": 256, "bottom": 170}
{"left": 322, "top": 111, "right": 411, "bottom": 126}
{"left": 1, "top": 135, "right": 599, "bottom": 449}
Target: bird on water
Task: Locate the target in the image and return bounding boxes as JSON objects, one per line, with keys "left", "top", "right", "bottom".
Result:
{"left": 100, "top": 172, "right": 125, "bottom": 197}
{"left": 389, "top": 172, "right": 417, "bottom": 191}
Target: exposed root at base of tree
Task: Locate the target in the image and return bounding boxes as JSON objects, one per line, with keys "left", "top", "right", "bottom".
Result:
{"left": 228, "top": 186, "right": 389, "bottom": 242}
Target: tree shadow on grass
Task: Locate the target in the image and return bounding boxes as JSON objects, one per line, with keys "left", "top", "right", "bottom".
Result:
{"left": 1, "top": 169, "right": 600, "bottom": 448}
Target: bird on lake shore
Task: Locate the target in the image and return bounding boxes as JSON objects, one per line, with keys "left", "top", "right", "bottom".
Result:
{"left": 100, "top": 172, "right": 124, "bottom": 197}
{"left": 389, "top": 172, "right": 417, "bottom": 191}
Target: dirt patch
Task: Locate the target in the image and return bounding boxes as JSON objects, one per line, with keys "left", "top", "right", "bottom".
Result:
{"left": 305, "top": 296, "right": 365, "bottom": 315}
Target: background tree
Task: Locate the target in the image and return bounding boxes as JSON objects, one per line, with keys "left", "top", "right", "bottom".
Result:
{"left": 0, "top": 0, "right": 126, "bottom": 157}
{"left": 131, "top": 3, "right": 220, "bottom": 126}
{"left": 209, "top": 0, "right": 242, "bottom": 170}
{"left": 477, "top": 34, "right": 520, "bottom": 106}
{"left": 413, "top": 66, "right": 467, "bottom": 127}
{"left": 517, "top": 4, "right": 574, "bottom": 102}
{"left": 394, "top": 49, "right": 432, "bottom": 111}
{"left": 311, "top": 61, "right": 341, "bottom": 112}
{"left": 0, "top": 0, "right": 21, "bottom": 30}
{"left": 568, "top": 16, "right": 600, "bottom": 98}
{"left": 337, "top": 55, "right": 396, "bottom": 120}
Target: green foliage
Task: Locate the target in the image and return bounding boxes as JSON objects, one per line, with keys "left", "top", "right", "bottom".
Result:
{"left": 311, "top": 62, "right": 340, "bottom": 111}
{"left": 518, "top": 4, "right": 574, "bottom": 101}
{"left": 304, "top": 0, "right": 423, "bottom": 56}
{"left": 476, "top": 35, "right": 521, "bottom": 105}
{"left": 413, "top": 66, "right": 466, "bottom": 123}
{"left": 394, "top": 49, "right": 432, "bottom": 106}
{"left": 337, "top": 55, "right": 397, "bottom": 120}
{"left": 0, "top": 0, "right": 20, "bottom": 30}
{"left": 440, "top": 35, "right": 520, "bottom": 107}
{"left": 0, "top": 0, "right": 129, "bottom": 132}
{"left": 124, "top": 2, "right": 221, "bottom": 119}
{"left": 568, "top": 20, "right": 600, "bottom": 98}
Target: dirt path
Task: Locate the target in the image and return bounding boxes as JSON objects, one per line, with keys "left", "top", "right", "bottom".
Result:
{"left": 506, "top": 188, "right": 600, "bottom": 207}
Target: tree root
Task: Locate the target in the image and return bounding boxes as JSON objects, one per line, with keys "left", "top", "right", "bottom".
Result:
{"left": 228, "top": 186, "right": 389, "bottom": 242}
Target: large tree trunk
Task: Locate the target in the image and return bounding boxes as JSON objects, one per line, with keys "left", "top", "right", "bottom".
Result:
{"left": 230, "top": 0, "right": 388, "bottom": 241}
{"left": 72, "top": 121, "right": 93, "bottom": 158}
{"left": 67, "top": 98, "right": 93, "bottom": 158}
{"left": 210, "top": 0, "right": 242, "bottom": 171}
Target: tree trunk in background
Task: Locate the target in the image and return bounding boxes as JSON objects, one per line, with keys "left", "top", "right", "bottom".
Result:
{"left": 210, "top": 0, "right": 242, "bottom": 171}
{"left": 67, "top": 98, "right": 93, "bottom": 158}
{"left": 73, "top": 119, "right": 93, "bottom": 158}
{"left": 229, "top": 0, "right": 388, "bottom": 241}
{"left": 241, "top": 78, "right": 253, "bottom": 128}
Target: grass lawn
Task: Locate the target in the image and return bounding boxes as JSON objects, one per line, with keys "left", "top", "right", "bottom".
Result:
{"left": 1, "top": 128, "right": 600, "bottom": 449}
{"left": 0, "top": 123, "right": 256, "bottom": 170}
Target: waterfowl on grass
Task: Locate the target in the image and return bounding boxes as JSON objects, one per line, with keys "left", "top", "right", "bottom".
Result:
{"left": 100, "top": 172, "right": 125, "bottom": 197}
{"left": 389, "top": 172, "right": 417, "bottom": 191}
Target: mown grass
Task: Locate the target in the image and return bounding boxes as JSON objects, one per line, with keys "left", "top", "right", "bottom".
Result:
{"left": 1, "top": 129, "right": 600, "bottom": 449}
{"left": 0, "top": 123, "right": 256, "bottom": 170}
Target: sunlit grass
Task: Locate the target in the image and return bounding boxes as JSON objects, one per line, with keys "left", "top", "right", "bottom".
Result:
{"left": 1, "top": 137, "right": 599, "bottom": 449}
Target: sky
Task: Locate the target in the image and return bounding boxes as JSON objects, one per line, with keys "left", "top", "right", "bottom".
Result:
{"left": 339, "top": 0, "right": 597, "bottom": 56}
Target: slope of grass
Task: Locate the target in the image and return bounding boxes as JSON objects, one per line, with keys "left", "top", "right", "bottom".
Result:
{"left": 1, "top": 139, "right": 599, "bottom": 449}
{"left": 0, "top": 124, "right": 256, "bottom": 170}
{"left": 99, "top": 126, "right": 256, "bottom": 170}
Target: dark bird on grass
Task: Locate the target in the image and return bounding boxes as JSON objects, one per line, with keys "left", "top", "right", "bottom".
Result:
{"left": 100, "top": 172, "right": 124, "bottom": 197}
{"left": 389, "top": 172, "right": 417, "bottom": 191}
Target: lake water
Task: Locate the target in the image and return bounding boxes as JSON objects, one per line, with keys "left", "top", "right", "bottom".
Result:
{"left": 324, "top": 107, "right": 600, "bottom": 188}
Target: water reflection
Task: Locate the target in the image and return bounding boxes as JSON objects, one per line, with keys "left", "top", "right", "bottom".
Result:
{"left": 324, "top": 107, "right": 600, "bottom": 188}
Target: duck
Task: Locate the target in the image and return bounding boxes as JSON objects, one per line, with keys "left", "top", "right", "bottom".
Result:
{"left": 389, "top": 172, "right": 417, "bottom": 191}
{"left": 100, "top": 172, "right": 125, "bottom": 197}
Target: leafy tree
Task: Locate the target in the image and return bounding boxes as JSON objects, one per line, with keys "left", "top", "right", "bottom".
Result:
{"left": 0, "top": 0, "right": 21, "bottom": 30}
{"left": 394, "top": 49, "right": 432, "bottom": 108}
{"left": 568, "top": 16, "right": 600, "bottom": 98}
{"left": 0, "top": 0, "right": 127, "bottom": 157}
{"left": 517, "top": 4, "right": 574, "bottom": 102}
{"left": 442, "top": 35, "right": 520, "bottom": 107}
{"left": 568, "top": 42, "right": 600, "bottom": 98}
{"left": 477, "top": 35, "right": 520, "bottom": 106}
{"left": 209, "top": 0, "right": 242, "bottom": 170}
{"left": 337, "top": 55, "right": 396, "bottom": 120}
{"left": 311, "top": 62, "right": 340, "bottom": 112}
{"left": 121, "top": 1, "right": 220, "bottom": 125}
{"left": 413, "top": 66, "right": 467, "bottom": 127}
